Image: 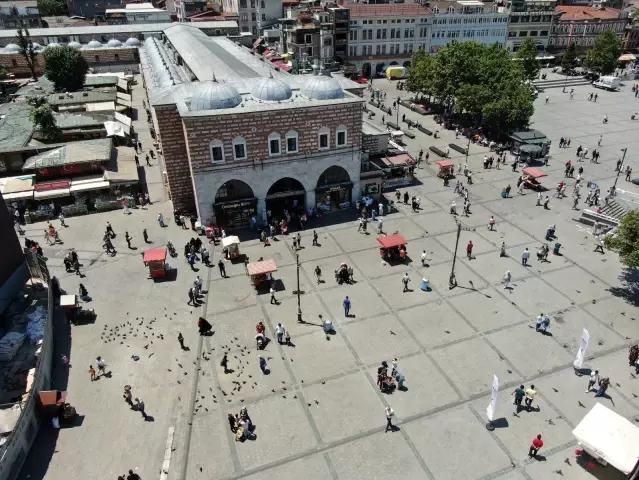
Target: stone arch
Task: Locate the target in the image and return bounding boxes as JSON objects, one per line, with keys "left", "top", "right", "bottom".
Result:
{"left": 267, "top": 177, "right": 306, "bottom": 197}
{"left": 214, "top": 179, "right": 255, "bottom": 202}
{"left": 389, "top": 61, "right": 399, "bottom": 66}
{"left": 403, "top": 61, "right": 411, "bottom": 68}
{"left": 317, "top": 165, "right": 351, "bottom": 187}
{"left": 362, "top": 62, "right": 372, "bottom": 77}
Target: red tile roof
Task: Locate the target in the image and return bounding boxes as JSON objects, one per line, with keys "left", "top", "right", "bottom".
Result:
{"left": 346, "top": 3, "right": 432, "bottom": 18}
{"left": 555, "top": 5, "right": 623, "bottom": 21}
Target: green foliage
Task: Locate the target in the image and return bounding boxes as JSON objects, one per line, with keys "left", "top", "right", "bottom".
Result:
{"left": 408, "top": 41, "right": 534, "bottom": 134}
{"left": 605, "top": 210, "right": 639, "bottom": 269}
{"left": 28, "top": 96, "right": 61, "bottom": 140}
{"left": 515, "top": 38, "right": 540, "bottom": 81}
{"left": 43, "top": 45, "right": 88, "bottom": 92}
{"left": 37, "top": 0, "right": 65, "bottom": 15}
{"left": 562, "top": 42, "right": 578, "bottom": 72}
{"left": 15, "top": 28, "right": 38, "bottom": 79}
{"left": 585, "top": 30, "right": 622, "bottom": 75}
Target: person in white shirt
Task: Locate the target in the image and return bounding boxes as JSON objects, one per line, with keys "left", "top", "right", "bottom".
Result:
{"left": 536, "top": 192, "right": 542, "bottom": 206}
{"left": 270, "top": 286, "right": 277, "bottom": 305}
{"left": 421, "top": 250, "right": 427, "bottom": 266}
{"left": 503, "top": 270, "right": 511, "bottom": 289}
{"left": 58, "top": 212, "right": 67, "bottom": 227}
{"left": 275, "top": 323, "right": 285, "bottom": 344}
{"left": 586, "top": 370, "right": 600, "bottom": 392}
{"left": 521, "top": 248, "right": 530, "bottom": 266}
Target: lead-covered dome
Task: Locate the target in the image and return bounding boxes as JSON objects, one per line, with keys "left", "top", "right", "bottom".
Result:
{"left": 45, "top": 42, "right": 61, "bottom": 49}
{"left": 86, "top": 40, "right": 103, "bottom": 49}
{"left": 3, "top": 43, "right": 20, "bottom": 53}
{"left": 107, "top": 38, "right": 122, "bottom": 48}
{"left": 301, "top": 72, "right": 344, "bottom": 100}
{"left": 190, "top": 81, "right": 242, "bottom": 111}
{"left": 67, "top": 41, "right": 82, "bottom": 50}
{"left": 125, "top": 37, "right": 141, "bottom": 47}
{"left": 31, "top": 42, "right": 42, "bottom": 50}
{"left": 251, "top": 75, "right": 293, "bottom": 102}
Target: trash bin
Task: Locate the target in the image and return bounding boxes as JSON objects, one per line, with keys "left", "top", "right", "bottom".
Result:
{"left": 553, "top": 243, "right": 562, "bottom": 255}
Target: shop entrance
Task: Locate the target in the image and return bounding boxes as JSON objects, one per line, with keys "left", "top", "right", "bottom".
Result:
{"left": 315, "top": 166, "right": 352, "bottom": 212}
{"left": 265, "top": 177, "right": 306, "bottom": 219}
{"left": 213, "top": 180, "right": 257, "bottom": 229}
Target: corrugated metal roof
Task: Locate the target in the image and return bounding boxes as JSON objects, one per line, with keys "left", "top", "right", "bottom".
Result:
{"left": 0, "top": 102, "right": 34, "bottom": 152}
{"left": 54, "top": 112, "right": 112, "bottom": 129}
{"left": 47, "top": 91, "right": 117, "bottom": 106}
{"left": 84, "top": 75, "right": 119, "bottom": 86}
{"left": 23, "top": 137, "right": 112, "bottom": 169}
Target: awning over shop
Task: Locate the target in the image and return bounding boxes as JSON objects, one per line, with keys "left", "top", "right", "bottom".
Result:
{"left": 247, "top": 259, "right": 277, "bottom": 276}
{"left": 33, "top": 179, "right": 71, "bottom": 200}
{"left": 0, "top": 174, "right": 34, "bottom": 195}
{"left": 23, "top": 138, "right": 112, "bottom": 170}
{"left": 70, "top": 175, "right": 110, "bottom": 193}
{"left": 117, "top": 78, "right": 129, "bottom": 91}
{"left": 519, "top": 144, "right": 542, "bottom": 154}
{"left": 272, "top": 61, "right": 292, "bottom": 73}
{"left": 619, "top": 54, "right": 636, "bottom": 61}
{"left": 86, "top": 101, "right": 116, "bottom": 112}
{"left": 2, "top": 190, "right": 33, "bottom": 201}
{"left": 523, "top": 167, "right": 547, "bottom": 178}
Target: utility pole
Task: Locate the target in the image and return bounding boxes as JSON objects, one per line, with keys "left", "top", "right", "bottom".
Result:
{"left": 292, "top": 252, "right": 304, "bottom": 323}
{"left": 395, "top": 95, "right": 400, "bottom": 127}
{"left": 449, "top": 217, "right": 475, "bottom": 290}
{"left": 613, "top": 147, "right": 627, "bottom": 193}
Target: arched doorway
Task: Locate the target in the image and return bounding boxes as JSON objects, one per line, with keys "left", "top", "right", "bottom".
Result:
{"left": 265, "top": 177, "right": 306, "bottom": 220}
{"left": 316, "top": 166, "right": 352, "bottom": 212}
{"left": 403, "top": 61, "right": 411, "bottom": 68}
{"left": 213, "top": 180, "right": 257, "bottom": 228}
{"left": 375, "top": 63, "right": 385, "bottom": 76}
{"left": 389, "top": 61, "right": 399, "bottom": 66}
{"left": 362, "top": 62, "right": 371, "bottom": 78}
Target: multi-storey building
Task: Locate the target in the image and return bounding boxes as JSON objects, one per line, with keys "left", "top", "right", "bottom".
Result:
{"left": 106, "top": 3, "right": 172, "bottom": 24}
{"left": 429, "top": 0, "right": 509, "bottom": 53}
{"left": 221, "top": 0, "right": 282, "bottom": 35}
{"left": 0, "top": 0, "right": 41, "bottom": 30}
{"left": 346, "top": 4, "right": 431, "bottom": 77}
{"left": 548, "top": 5, "right": 627, "bottom": 51}
{"left": 505, "top": 0, "right": 557, "bottom": 52}
{"left": 142, "top": 24, "right": 363, "bottom": 226}
{"left": 623, "top": 19, "right": 639, "bottom": 53}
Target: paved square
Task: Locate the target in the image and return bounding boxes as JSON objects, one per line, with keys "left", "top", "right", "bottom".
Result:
{"left": 20, "top": 76, "right": 639, "bottom": 480}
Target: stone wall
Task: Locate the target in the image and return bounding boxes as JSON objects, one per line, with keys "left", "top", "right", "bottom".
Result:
{"left": 0, "top": 47, "right": 139, "bottom": 78}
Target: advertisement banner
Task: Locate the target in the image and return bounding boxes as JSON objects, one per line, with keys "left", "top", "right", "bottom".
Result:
{"left": 574, "top": 328, "right": 590, "bottom": 369}
{"left": 486, "top": 375, "right": 499, "bottom": 422}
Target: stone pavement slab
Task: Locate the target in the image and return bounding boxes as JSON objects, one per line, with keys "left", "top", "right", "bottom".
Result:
{"left": 186, "top": 410, "right": 235, "bottom": 479}
{"left": 404, "top": 405, "right": 512, "bottom": 479}
{"left": 368, "top": 274, "right": 442, "bottom": 310}
{"left": 412, "top": 210, "right": 461, "bottom": 236}
{"left": 437, "top": 229, "right": 496, "bottom": 257}
{"left": 525, "top": 446, "right": 626, "bottom": 480}
{"left": 413, "top": 260, "right": 489, "bottom": 298}
{"left": 318, "top": 281, "right": 390, "bottom": 324}
{"left": 582, "top": 296, "right": 639, "bottom": 340}
{"left": 550, "top": 307, "right": 625, "bottom": 357}
{"left": 543, "top": 266, "right": 612, "bottom": 304}
{"left": 347, "top": 249, "right": 414, "bottom": 278}
{"left": 449, "top": 287, "right": 527, "bottom": 332}
{"left": 461, "top": 251, "right": 532, "bottom": 286}
{"left": 240, "top": 454, "right": 333, "bottom": 480}
{"left": 497, "top": 276, "right": 575, "bottom": 317}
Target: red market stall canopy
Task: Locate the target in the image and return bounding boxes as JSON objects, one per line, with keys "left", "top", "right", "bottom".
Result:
{"left": 436, "top": 160, "right": 454, "bottom": 168}
{"left": 377, "top": 234, "right": 408, "bottom": 249}
{"left": 247, "top": 259, "right": 277, "bottom": 276}
{"left": 143, "top": 248, "right": 167, "bottom": 263}
{"left": 523, "top": 167, "right": 547, "bottom": 179}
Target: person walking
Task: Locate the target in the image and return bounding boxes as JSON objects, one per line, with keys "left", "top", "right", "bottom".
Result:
{"left": 598, "top": 135, "right": 602, "bottom": 146}
{"left": 402, "top": 273, "right": 411, "bottom": 292}
{"left": 421, "top": 250, "right": 427, "bottom": 266}
{"left": 157, "top": 213, "right": 165, "bottom": 227}
{"left": 259, "top": 356, "right": 267, "bottom": 374}
{"left": 488, "top": 216, "right": 496, "bottom": 231}
{"left": 178, "top": 333, "right": 186, "bottom": 350}
{"left": 187, "top": 287, "right": 196, "bottom": 306}
{"left": 594, "top": 377, "right": 610, "bottom": 397}
{"left": 536, "top": 191, "right": 541, "bottom": 206}
{"left": 270, "top": 286, "right": 277, "bottom": 304}
{"left": 626, "top": 167, "right": 633, "bottom": 182}
{"left": 275, "top": 323, "right": 285, "bottom": 344}
{"left": 218, "top": 259, "right": 226, "bottom": 278}
{"left": 145, "top": 154, "right": 151, "bottom": 167}
{"left": 522, "top": 247, "right": 530, "bottom": 266}
{"left": 125, "top": 232, "right": 132, "bottom": 249}
{"left": 384, "top": 406, "right": 395, "bottom": 433}
{"left": 343, "top": 296, "right": 351, "bottom": 317}
{"left": 528, "top": 434, "right": 543, "bottom": 458}
{"left": 59, "top": 212, "right": 67, "bottom": 227}
{"left": 512, "top": 384, "right": 525, "bottom": 409}
{"left": 543, "top": 196, "right": 550, "bottom": 209}
{"left": 594, "top": 238, "right": 605, "bottom": 253}
{"left": 142, "top": 229, "right": 150, "bottom": 243}
{"left": 89, "top": 365, "right": 96, "bottom": 381}
{"left": 466, "top": 240, "right": 473, "bottom": 260}
{"left": 312, "top": 230, "right": 319, "bottom": 246}
{"left": 123, "top": 387, "right": 134, "bottom": 408}
{"left": 135, "top": 398, "right": 147, "bottom": 420}
{"left": 96, "top": 356, "right": 106, "bottom": 377}
{"left": 314, "top": 265, "right": 322, "bottom": 284}
{"left": 586, "top": 370, "right": 599, "bottom": 392}
{"left": 503, "top": 270, "right": 511, "bottom": 289}
{"left": 524, "top": 384, "right": 537, "bottom": 411}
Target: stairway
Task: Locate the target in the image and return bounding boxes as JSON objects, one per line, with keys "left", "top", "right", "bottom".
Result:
{"left": 533, "top": 76, "right": 592, "bottom": 90}
{"left": 599, "top": 199, "right": 629, "bottom": 221}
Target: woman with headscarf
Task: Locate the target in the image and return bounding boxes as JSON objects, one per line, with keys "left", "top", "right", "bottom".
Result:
{"left": 198, "top": 317, "right": 212, "bottom": 335}
{"left": 629, "top": 345, "right": 639, "bottom": 366}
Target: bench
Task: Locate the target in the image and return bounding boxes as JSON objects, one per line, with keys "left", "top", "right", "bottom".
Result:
{"left": 403, "top": 130, "right": 416, "bottom": 139}
{"left": 417, "top": 125, "right": 432, "bottom": 136}
{"left": 386, "top": 121, "right": 399, "bottom": 130}
{"left": 449, "top": 143, "right": 468, "bottom": 155}
{"left": 429, "top": 146, "right": 447, "bottom": 157}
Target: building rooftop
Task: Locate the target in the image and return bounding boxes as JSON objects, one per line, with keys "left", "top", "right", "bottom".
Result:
{"left": 555, "top": 5, "right": 623, "bottom": 20}
{"left": 23, "top": 138, "right": 112, "bottom": 169}
{"left": 346, "top": 3, "right": 432, "bottom": 17}
{"left": 106, "top": 3, "right": 168, "bottom": 13}
{"left": 0, "top": 21, "right": 238, "bottom": 40}
{"left": 47, "top": 91, "right": 117, "bottom": 107}
{"left": 0, "top": 103, "right": 33, "bottom": 152}
{"left": 54, "top": 112, "right": 112, "bottom": 129}
{"left": 0, "top": 0, "right": 38, "bottom": 8}
{"left": 84, "top": 75, "right": 119, "bottom": 87}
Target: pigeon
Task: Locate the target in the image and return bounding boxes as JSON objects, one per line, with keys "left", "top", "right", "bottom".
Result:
{"left": 390, "top": 331, "right": 396, "bottom": 335}
{"left": 564, "top": 458, "right": 571, "bottom": 466}
{"left": 322, "top": 381, "right": 325, "bottom": 385}
{"left": 578, "top": 401, "right": 586, "bottom": 408}
{"left": 552, "top": 388, "right": 559, "bottom": 393}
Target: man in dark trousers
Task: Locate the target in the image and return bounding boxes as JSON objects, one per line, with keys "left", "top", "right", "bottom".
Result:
{"left": 127, "top": 469, "right": 141, "bottom": 480}
{"left": 188, "top": 287, "right": 196, "bottom": 306}
{"left": 218, "top": 259, "right": 227, "bottom": 278}
{"left": 143, "top": 229, "right": 150, "bottom": 243}
{"left": 178, "top": 333, "right": 186, "bottom": 350}
{"left": 125, "top": 232, "right": 133, "bottom": 249}
{"left": 312, "top": 230, "right": 319, "bottom": 246}
{"left": 135, "top": 398, "right": 147, "bottom": 420}
{"left": 145, "top": 154, "right": 151, "bottom": 167}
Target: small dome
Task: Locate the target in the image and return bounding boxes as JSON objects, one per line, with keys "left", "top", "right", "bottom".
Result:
{"left": 107, "top": 38, "right": 122, "bottom": 48}
{"left": 251, "top": 75, "right": 293, "bottom": 102}
{"left": 190, "top": 81, "right": 242, "bottom": 111}
{"left": 45, "top": 42, "right": 61, "bottom": 49}
{"left": 86, "top": 40, "right": 103, "bottom": 49}
{"left": 67, "top": 41, "right": 82, "bottom": 50}
{"left": 125, "top": 37, "right": 141, "bottom": 47}
{"left": 3, "top": 43, "right": 20, "bottom": 53}
{"left": 301, "top": 72, "right": 344, "bottom": 100}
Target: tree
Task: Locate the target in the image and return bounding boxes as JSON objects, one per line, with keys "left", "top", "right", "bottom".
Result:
{"left": 15, "top": 28, "right": 38, "bottom": 79}
{"left": 0, "top": 66, "right": 8, "bottom": 96}
{"left": 562, "top": 42, "right": 578, "bottom": 72}
{"left": 585, "top": 30, "right": 622, "bottom": 75}
{"left": 37, "top": 0, "right": 65, "bottom": 15}
{"left": 515, "top": 38, "right": 540, "bottom": 81}
{"left": 43, "top": 45, "right": 88, "bottom": 92}
{"left": 605, "top": 210, "right": 639, "bottom": 268}
{"left": 28, "top": 97, "right": 61, "bottom": 140}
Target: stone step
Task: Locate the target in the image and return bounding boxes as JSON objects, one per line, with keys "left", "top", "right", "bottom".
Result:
{"left": 533, "top": 77, "right": 592, "bottom": 89}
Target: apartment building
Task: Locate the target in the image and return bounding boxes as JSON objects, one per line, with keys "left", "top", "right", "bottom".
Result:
{"left": 505, "top": 0, "right": 557, "bottom": 52}
{"left": 346, "top": 4, "right": 431, "bottom": 77}
{"left": 429, "top": 0, "right": 509, "bottom": 53}
{"left": 221, "top": 0, "right": 282, "bottom": 35}
{"left": 548, "top": 5, "right": 627, "bottom": 51}
{"left": 0, "top": 0, "right": 41, "bottom": 29}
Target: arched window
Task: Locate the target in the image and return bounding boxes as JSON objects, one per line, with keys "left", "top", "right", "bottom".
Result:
{"left": 432, "top": 6, "right": 439, "bottom": 14}
{"left": 210, "top": 139, "right": 224, "bottom": 163}
{"left": 336, "top": 125, "right": 347, "bottom": 147}
{"left": 285, "top": 130, "right": 298, "bottom": 154}
{"left": 268, "top": 132, "right": 281, "bottom": 156}
{"left": 232, "top": 136, "right": 247, "bottom": 161}
{"left": 447, "top": 5, "right": 454, "bottom": 13}
{"left": 318, "top": 126, "right": 330, "bottom": 150}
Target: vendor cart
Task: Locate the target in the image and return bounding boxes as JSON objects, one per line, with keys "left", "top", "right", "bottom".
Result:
{"left": 38, "top": 390, "right": 78, "bottom": 426}
{"left": 572, "top": 403, "right": 639, "bottom": 476}
{"left": 246, "top": 259, "right": 277, "bottom": 289}
{"left": 222, "top": 235, "right": 241, "bottom": 260}
{"left": 60, "top": 294, "right": 96, "bottom": 325}
{"left": 390, "top": 130, "right": 404, "bottom": 145}
{"left": 521, "top": 167, "right": 547, "bottom": 191}
{"left": 377, "top": 234, "right": 408, "bottom": 263}
{"left": 436, "top": 160, "right": 455, "bottom": 178}
{"left": 143, "top": 247, "right": 168, "bottom": 279}
{"left": 206, "top": 226, "right": 221, "bottom": 245}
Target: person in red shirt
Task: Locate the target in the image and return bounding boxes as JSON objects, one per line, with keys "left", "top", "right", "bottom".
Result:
{"left": 528, "top": 434, "right": 543, "bottom": 458}
{"left": 466, "top": 241, "right": 474, "bottom": 260}
{"left": 256, "top": 322, "right": 265, "bottom": 335}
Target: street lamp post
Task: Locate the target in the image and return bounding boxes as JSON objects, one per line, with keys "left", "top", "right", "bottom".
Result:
{"left": 449, "top": 217, "right": 475, "bottom": 290}
{"left": 613, "top": 147, "right": 627, "bottom": 194}
{"left": 293, "top": 252, "right": 304, "bottom": 323}
{"left": 395, "top": 95, "right": 400, "bottom": 127}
